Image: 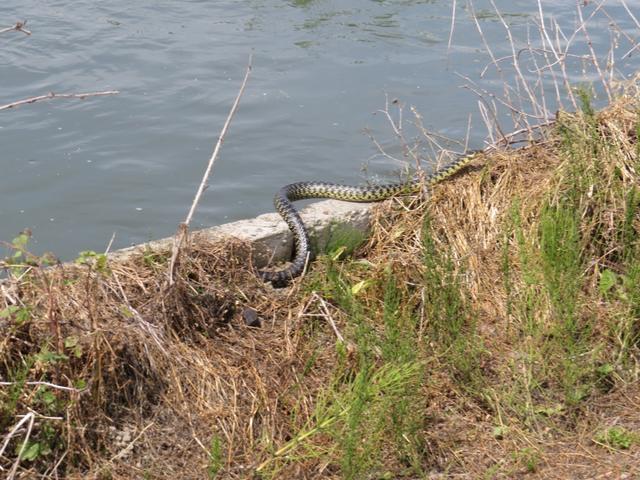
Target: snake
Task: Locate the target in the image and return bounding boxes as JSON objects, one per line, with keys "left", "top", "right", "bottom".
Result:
{"left": 259, "top": 151, "right": 479, "bottom": 287}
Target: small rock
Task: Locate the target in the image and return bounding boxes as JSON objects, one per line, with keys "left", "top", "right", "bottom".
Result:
{"left": 242, "top": 307, "right": 261, "bottom": 328}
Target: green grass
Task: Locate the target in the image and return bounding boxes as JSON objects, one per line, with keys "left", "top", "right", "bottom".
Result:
{"left": 263, "top": 99, "right": 640, "bottom": 473}
{"left": 594, "top": 426, "right": 638, "bottom": 450}
{"left": 4, "top": 92, "right": 640, "bottom": 478}
{"left": 258, "top": 209, "right": 488, "bottom": 477}
{"left": 207, "top": 434, "right": 224, "bottom": 479}
{"left": 421, "top": 215, "right": 485, "bottom": 391}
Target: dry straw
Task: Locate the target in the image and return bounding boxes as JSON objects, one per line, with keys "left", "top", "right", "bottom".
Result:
{"left": 2, "top": 2, "right": 640, "bottom": 478}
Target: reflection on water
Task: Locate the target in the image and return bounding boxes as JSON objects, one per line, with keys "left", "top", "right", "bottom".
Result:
{"left": 0, "top": 1, "right": 638, "bottom": 259}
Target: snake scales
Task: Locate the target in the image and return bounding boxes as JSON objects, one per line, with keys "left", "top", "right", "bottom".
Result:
{"left": 259, "top": 151, "right": 479, "bottom": 287}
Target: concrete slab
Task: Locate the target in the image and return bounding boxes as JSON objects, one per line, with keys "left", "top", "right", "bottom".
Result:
{"left": 110, "top": 199, "right": 376, "bottom": 267}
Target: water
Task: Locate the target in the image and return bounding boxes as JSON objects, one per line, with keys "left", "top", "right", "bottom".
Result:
{"left": 1, "top": 1, "right": 639, "bottom": 259}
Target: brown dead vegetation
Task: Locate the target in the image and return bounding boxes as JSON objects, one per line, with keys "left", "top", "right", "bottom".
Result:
{"left": 2, "top": 90, "right": 640, "bottom": 479}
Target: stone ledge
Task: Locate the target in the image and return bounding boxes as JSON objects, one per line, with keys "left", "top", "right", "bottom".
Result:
{"left": 109, "top": 199, "right": 376, "bottom": 267}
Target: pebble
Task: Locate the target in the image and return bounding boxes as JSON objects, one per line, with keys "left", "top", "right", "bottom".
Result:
{"left": 242, "top": 307, "right": 261, "bottom": 328}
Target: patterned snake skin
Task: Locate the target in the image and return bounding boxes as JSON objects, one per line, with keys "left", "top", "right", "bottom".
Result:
{"left": 259, "top": 151, "right": 479, "bottom": 287}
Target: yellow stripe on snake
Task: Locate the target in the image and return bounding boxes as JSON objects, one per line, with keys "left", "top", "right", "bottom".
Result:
{"left": 259, "top": 150, "right": 479, "bottom": 287}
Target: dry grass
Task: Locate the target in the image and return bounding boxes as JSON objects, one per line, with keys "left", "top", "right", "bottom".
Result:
{"left": 2, "top": 87, "right": 640, "bottom": 479}
{"left": 3, "top": 2, "right": 640, "bottom": 478}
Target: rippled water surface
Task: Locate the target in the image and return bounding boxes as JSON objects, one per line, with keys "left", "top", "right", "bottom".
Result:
{"left": 2, "top": 1, "right": 639, "bottom": 258}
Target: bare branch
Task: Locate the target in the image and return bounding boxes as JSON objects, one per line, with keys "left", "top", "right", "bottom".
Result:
{"left": 537, "top": 16, "right": 575, "bottom": 108}
{"left": 621, "top": 0, "right": 640, "bottom": 30}
{"left": 0, "top": 90, "right": 119, "bottom": 112}
{"left": 456, "top": 72, "right": 547, "bottom": 121}
{"left": 463, "top": 112, "right": 473, "bottom": 152}
{"left": 468, "top": 0, "right": 502, "bottom": 76}
{"left": 108, "top": 272, "right": 167, "bottom": 354}
{"left": 550, "top": 16, "right": 578, "bottom": 110}
{"left": 362, "top": 128, "right": 404, "bottom": 164}
{"left": 375, "top": 95, "right": 420, "bottom": 166}
{"left": 485, "top": 119, "right": 556, "bottom": 152}
{"left": 575, "top": 1, "right": 612, "bottom": 103}
{"left": 167, "top": 54, "right": 253, "bottom": 285}
{"left": 0, "top": 21, "right": 31, "bottom": 36}
{"left": 477, "top": 100, "right": 497, "bottom": 145}
{"left": 488, "top": 0, "right": 545, "bottom": 119}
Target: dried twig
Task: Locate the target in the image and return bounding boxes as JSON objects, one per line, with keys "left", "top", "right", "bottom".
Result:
{"left": 447, "top": 0, "right": 457, "bottom": 56}
{"left": 0, "top": 21, "right": 31, "bottom": 36}
{"left": 484, "top": 119, "right": 556, "bottom": 152}
{"left": 525, "top": 24, "right": 548, "bottom": 120}
{"left": 0, "top": 90, "right": 119, "bottom": 112}
{"left": 0, "top": 381, "right": 85, "bottom": 393}
{"left": 533, "top": 8, "right": 564, "bottom": 109}
{"left": 375, "top": 95, "right": 421, "bottom": 167}
{"left": 463, "top": 112, "right": 473, "bottom": 152}
{"left": 477, "top": 100, "right": 497, "bottom": 145}
{"left": 311, "top": 292, "right": 345, "bottom": 343}
{"left": 104, "top": 231, "right": 117, "bottom": 255}
{"left": 108, "top": 272, "right": 166, "bottom": 354}
{"left": 488, "top": 0, "right": 544, "bottom": 119}
{"left": 363, "top": 128, "right": 404, "bottom": 164}
{"left": 167, "top": 54, "right": 252, "bottom": 285}
{"left": 0, "top": 412, "right": 34, "bottom": 479}
{"left": 575, "top": 1, "right": 612, "bottom": 103}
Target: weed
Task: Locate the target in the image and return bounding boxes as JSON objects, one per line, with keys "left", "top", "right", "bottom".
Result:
{"left": 594, "top": 426, "right": 638, "bottom": 450}
{"left": 5, "top": 85, "right": 640, "bottom": 477}
{"left": 513, "top": 447, "right": 540, "bottom": 473}
{"left": 421, "top": 215, "right": 484, "bottom": 390}
{"left": 322, "top": 223, "right": 366, "bottom": 259}
{"left": 207, "top": 435, "right": 224, "bottom": 479}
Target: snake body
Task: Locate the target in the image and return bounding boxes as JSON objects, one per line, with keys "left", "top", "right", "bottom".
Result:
{"left": 259, "top": 151, "right": 478, "bottom": 287}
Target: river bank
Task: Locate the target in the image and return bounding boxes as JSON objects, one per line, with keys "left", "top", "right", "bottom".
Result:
{"left": 2, "top": 86, "right": 640, "bottom": 478}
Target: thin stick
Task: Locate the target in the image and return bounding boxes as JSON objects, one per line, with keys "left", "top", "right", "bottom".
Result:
{"left": 362, "top": 128, "right": 404, "bottom": 164}
{"left": 463, "top": 112, "right": 473, "bottom": 152}
{"left": 468, "top": 0, "right": 518, "bottom": 128}
{"left": 457, "top": 73, "right": 547, "bottom": 120}
{"left": 596, "top": 4, "right": 640, "bottom": 61}
{"left": 0, "top": 412, "right": 34, "bottom": 479}
{"left": 0, "top": 413, "right": 33, "bottom": 459}
{"left": 104, "top": 231, "right": 117, "bottom": 255}
{"left": 0, "top": 90, "right": 119, "bottom": 112}
{"left": 484, "top": 119, "right": 556, "bottom": 152}
{"left": 376, "top": 96, "right": 420, "bottom": 165}
{"left": 447, "top": 0, "right": 457, "bottom": 56}
{"left": 468, "top": 0, "right": 502, "bottom": 76}
{"left": 525, "top": 24, "right": 548, "bottom": 121}
{"left": 488, "top": 0, "right": 544, "bottom": 118}
{"left": 535, "top": 0, "right": 564, "bottom": 98}
{"left": 0, "top": 381, "right": 85, "bottom": 393}
{"left": 167, "top": 54, "right": 252, "bottom": 285}
{"left": 477, "top": 100, "right": 497, "bottom": 145}
{"left": 0, "top": 21, "right": 31, "bottom": 36}
{"left": 312, "top": 292, "right": 345, "bottom": 343}
{"left": 108, "top": 272, "right": 166, "bottom": 354}
{"left": 410, "top": 105, "right": 448, "bottom": 153}
{"left": 533, "top": 11, "right": 564, "bottom": 109}
{"left": 575, "top": 0, "right": 612, "bottom": 103}
{"left": 621, "top": 0, "right": 640, "bottom": 29}
{"left": 550, "top": 17, "right": 578, "bottom": 110}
